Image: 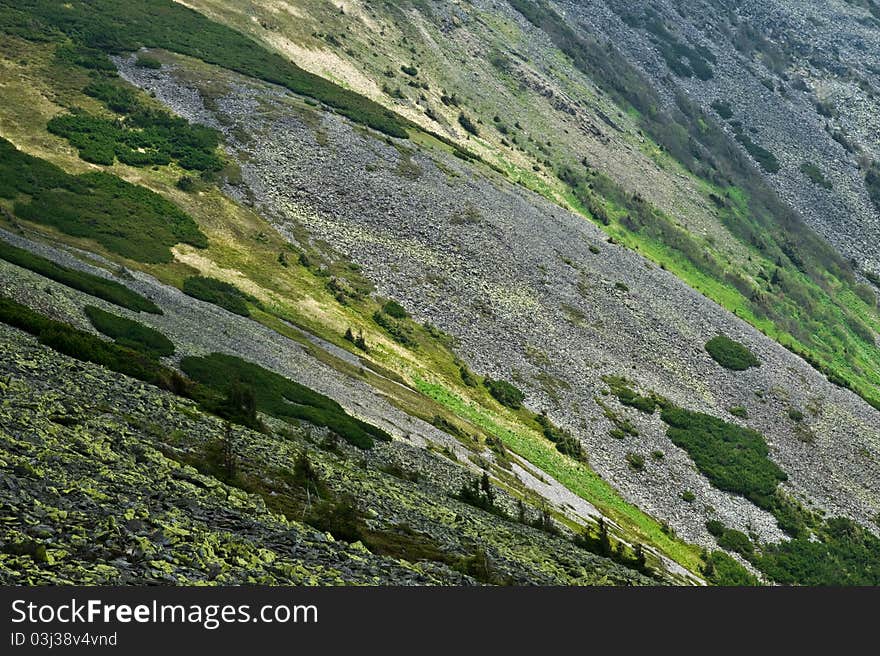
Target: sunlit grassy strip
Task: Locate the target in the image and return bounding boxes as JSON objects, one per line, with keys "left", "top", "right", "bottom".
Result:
{"left": 718, "top": 187, "right": 880, "bottom": 393}
{"left": 567, "top": 189, "right": 777, "bottom": 333}
{"left": 413, "top": 376, "right": 704, "bottom": 574}
{"left": 569, "top": 176, "right": 880, "bottom": 409}
{"left": 630, "top": 225, "right": 880, "bottom": 405}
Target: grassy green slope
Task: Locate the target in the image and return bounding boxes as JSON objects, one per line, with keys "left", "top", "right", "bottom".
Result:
{"left": 504, "top": 0, "right": 880, "bottom": 410}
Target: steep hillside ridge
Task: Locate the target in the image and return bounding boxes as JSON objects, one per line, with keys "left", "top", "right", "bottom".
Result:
{"left": 120, "top": 54, "right": 880, "bottom": 553}
{"left": 0, "top": 26, "right": 702, "bottom": 582}
{"left": 563, "top": 0, "right": 880, "bottom": 275}
{"left": 178, "top": 0, "right": 880, "bottom": 433}
{"left": 0, "top": 321, "right": 657, "bottom": 585}
{"left": 2, "top": 0, "right": 879, "bottom": 586}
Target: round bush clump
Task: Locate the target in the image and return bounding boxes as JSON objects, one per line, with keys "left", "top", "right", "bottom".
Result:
{"left": 705, "top": 334, "right": 760, "bottom": 370}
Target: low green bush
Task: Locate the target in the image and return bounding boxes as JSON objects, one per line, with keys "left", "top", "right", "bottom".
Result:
{"left": 0, "top": 239, "right": 160, "bottom": 313}
{"left": 53, "top": 42, "right": 116, "bottom": 70}
{"left": 626, "top": 452, "right": 645, "bottom": 471}
{"left": 455, "top": 473, "right": 501, "bottom": 515}
{"left": 382, "top": 299, "right": 409, "bottom": 319}
{"left": 0, "top": 295, "right": 188, "bottom": 396}
{"left": 484, "top": 378, "right": 525, "bottom": 409}
{"left": 728, "top": 405, "right": 748, "bottom": 419}
{"left": 180, "top": 353, "right": 390, "bottom": 448}
{"left": 865, "top": 161, "right": 880, "bottom": 214}
{"left": 706, "top": 520, "right": 725, "bottom": 537}
{"left": 373, "top": 309, "right": 417, "bottom": 347}
{"left": 705, "top": 334, "right": 761, "bottom": 370}
{"left": 718, "top": 528, "right": 754, "bottom": 558}
{"left": 603, "top": 376, "right": 660, "bottom": 413}
{"left": 84, "top": 305, "right": 174, "bottom": 357}
{"left": 757, "top": 517, "right": 880, "bottom": 585}
{"left": 182, "top": 276, "right": 258, "bottom": 317}
{"left": 306, "top": 495, "right": 365, "bottom": 543}
{"left": 535, "top": 413, "right": 584, "bottom": 460}
{"left": 49, "top": 78, "right": 223, "bottom": 172}
{"left": 458, "top": 112, "right": 479, "bottom": 136}
{"left": 707, "top": 520, "right": 755, "bottom": 557}
{"left": 733, "top": 128, "right": 780, "bottom": 173}
{"left": 800, "top": 162, "right": 832, "bottom": 189}
{"left": 711, "top": 100, "right": 734, "bottom": 120}
{"left": 135, "top": 54, "right": 162, "bottom": 69}
{"left": 661, "top": 405, "right": 786, "bottom": 510}
{"left": 459, "top": 364, "right": 478, "bottom": 387}
{"left": 0, "top": 137, "right": 206, "bottom": 263}
{"left": 703, "top": 551, "right": 759, "bottom": 586}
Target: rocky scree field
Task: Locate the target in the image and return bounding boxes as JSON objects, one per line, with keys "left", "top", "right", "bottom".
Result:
{"left": 118, "top": 51, "right": 880, "bottom": 574}
{"left": 1, "top": 0, "right": 880, "bottom": 586}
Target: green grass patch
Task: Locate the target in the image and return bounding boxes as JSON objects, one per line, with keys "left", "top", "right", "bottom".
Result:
{"left": 511, "top": 2, "right": 880, "bottom": 412}
{"left": 180, "top": 353, "right": 391, "bottom": 449}
{"left": 84, "top": 305, "right": 174, "bottom": 357}
{"left": 0, "top": 295, "right": 189, "bottom": 395}
{"left": 0, "top": 137, "right": 206, "bottom": 263}
{"left": 705, "top": 334, "right": 761, "bottom": 370}
{"left": 48, "top": 78, "right": 223, "bottom": 171}
{"left": 0, "top": 238, "right": 160, "bottom": 313}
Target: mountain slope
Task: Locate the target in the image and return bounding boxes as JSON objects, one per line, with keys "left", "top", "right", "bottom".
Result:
{"left": 174, "top": 0, "right": 880, "bottom": 411}
{"left": 118, "top": 49, "right": 880, "bottom": 548}
{"left": 0, "top": 0, "right": 879, "bottom": 586}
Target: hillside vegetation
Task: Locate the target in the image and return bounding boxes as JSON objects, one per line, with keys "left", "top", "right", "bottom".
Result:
{"left": 0, "top": 0, "right": 409, "bottom": 137}
{"left": 0, "top": 0, "right": 878, "bottom": 587}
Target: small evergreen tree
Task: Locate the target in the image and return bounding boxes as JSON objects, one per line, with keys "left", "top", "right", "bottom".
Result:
{"left": 480, "top": 472, "right": 495, "bottom": 506}
{"left": 354, "top": 330, "right": 368, "bottom": 351}
{"left": 220, "top": 422, "right": 237, "bottom": 482}
{"left": 633, "top": 543, "right": 647, "bottom": 571}
{"left": 598, "top": 517, "right": 612, "bottom": 557}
